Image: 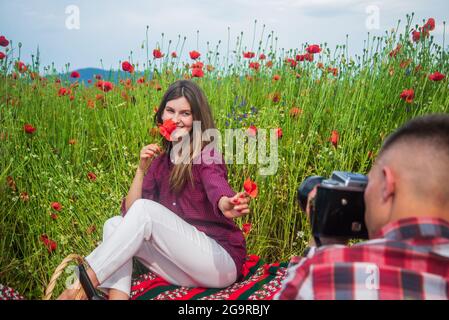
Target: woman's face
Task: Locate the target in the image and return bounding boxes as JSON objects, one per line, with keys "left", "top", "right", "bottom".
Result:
{"left": 161, "top": 96, "right": 194, "bottom": 140}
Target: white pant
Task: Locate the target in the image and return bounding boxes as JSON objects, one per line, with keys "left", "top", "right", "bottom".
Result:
{"left": 85, "top": 199, "right": 237, "bottom": 297}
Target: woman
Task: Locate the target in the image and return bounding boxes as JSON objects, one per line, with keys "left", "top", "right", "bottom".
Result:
{"left": 59, "top": 80, "right": 250, "bottom": 300}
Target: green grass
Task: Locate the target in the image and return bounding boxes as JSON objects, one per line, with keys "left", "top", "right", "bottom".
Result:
{"left": 1, "top": 14, "right": 448, "bottom": 299}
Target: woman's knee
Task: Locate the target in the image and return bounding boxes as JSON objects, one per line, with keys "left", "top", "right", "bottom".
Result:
{"left": 103, "top": 216, "right": 123, "bottom": 239}
{"left": 126, "top": 199, "right": 161, "bottom": 220}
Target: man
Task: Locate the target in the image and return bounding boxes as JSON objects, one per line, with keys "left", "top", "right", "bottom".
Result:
{"left": 275, "top": 114, "right": 449, "bottom": 300}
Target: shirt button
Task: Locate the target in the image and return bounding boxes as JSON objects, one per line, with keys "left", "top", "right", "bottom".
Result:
{"left": 172, "top": 202, "right": 176, "bottom": 206}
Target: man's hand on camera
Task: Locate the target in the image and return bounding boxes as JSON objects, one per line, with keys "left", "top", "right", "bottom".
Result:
{"left": 305, "top": 186, "right": 318, "bottom": 220}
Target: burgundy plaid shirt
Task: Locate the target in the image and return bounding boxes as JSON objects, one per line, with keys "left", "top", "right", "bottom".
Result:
{"left": 275, "top": 217, "right": 449, "bottom": 300}
{"left": 121, "top": 148, "right": 246, "bottom": 279}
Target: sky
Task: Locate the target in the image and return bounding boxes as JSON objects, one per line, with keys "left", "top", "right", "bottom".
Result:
{"left": 1, "top": 0, "right": 448, "bottom": 72}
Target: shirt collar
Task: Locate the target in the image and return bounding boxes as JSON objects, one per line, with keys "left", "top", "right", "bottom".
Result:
{"left": 374, "top": 217, "right": 449, "bottom": 241}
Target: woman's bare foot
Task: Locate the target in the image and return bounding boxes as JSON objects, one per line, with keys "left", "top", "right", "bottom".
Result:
{"left": 108, "top": 288, "right": 129, "bottom": 300}
{"left": 56, "top": 280, "right": 87, "bottom": 300}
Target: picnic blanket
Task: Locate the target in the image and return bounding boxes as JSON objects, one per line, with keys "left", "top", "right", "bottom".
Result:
{"left": 0, "top": 284, "right": 25, "bottom": 300}
{"left": 130, "top": 254, "right": 289, "bottom": 300}
{"left": 0, "top": 254, "right": 288, "bottom": 300}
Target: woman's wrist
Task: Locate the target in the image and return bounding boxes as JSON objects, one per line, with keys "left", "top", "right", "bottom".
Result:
{"left": 218, "top": 196, "right": 227, "bottom": 213}
{"left": 136, "top": 167, "right": 146, "bottom": 176}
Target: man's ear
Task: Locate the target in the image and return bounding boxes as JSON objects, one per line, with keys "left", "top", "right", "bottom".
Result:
{"left": 381, "top": 166, "right": 395, "bottom": 203}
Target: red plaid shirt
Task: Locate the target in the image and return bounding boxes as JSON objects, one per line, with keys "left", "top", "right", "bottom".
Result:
{"left": 275, "top": 217, "right": 449, "bottom": 300}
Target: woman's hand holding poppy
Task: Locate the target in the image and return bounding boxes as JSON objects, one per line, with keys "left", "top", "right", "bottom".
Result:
{"left": 138, "top": 143, "right": 162, "bottom": 174}
{"left": 219, "top": 192, "right": 251, "bottom": 219}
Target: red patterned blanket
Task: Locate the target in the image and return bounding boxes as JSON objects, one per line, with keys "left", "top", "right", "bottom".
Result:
{"left": 0, "top": 255, "right": 288, "bottom": 300}
{"left": 130, "top": 255, "right": 288, "bottom": 300}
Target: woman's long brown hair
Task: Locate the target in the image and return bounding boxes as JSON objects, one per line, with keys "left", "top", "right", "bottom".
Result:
{"left": 154, "top": 80, "right": 216, "bottom": 193}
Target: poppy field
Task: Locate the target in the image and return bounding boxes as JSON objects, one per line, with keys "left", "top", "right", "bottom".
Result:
{"left": 1, "top": 15, "right": 448, "bottom": 299}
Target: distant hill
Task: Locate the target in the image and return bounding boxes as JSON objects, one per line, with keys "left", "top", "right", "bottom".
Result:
{"left": 61, "top": 68, "right": 149, "bottom": 85}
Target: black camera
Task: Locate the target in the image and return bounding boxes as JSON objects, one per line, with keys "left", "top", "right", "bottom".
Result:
{"left": 297, "top": 171, "right": 369, "bottom": 245}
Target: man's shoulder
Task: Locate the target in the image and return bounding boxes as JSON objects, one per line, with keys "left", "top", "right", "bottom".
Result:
{"left": 304, "top": 238, "right": 392, "bottom": 264}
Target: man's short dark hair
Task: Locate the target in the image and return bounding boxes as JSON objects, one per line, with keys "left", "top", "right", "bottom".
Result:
{"left": 380, "top": 114, "right": 449, "bottom": 157}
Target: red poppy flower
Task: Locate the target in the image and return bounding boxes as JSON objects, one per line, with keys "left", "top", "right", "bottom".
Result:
{"left": 86, "top": 99, "right": 95, "bottom": 109}
{"left": 40, "top": 234, "right": 57, "bottom": 253}
{"left": 191, "top": 67, "right": 204, "bottom": 78}
{"left": 426, "top": 18, "right": 436, "bottom": 31}
{"left": 58, "top": 87, "right": 71, "bottom": 96}
{"left": 51, "top": 202, "right": 62, "bottom": 211}
{"left": 249, "top": 62, "right": 260, "bottom": 71}
{"left": 243, "top": 51, "right": 255, "bottom": 59}
{"left": 7, "top": 176, "right": 16, "bottom": 191}
{"left": 243, "top": 178, "right": 258, "bottom": 198}
{"left": 275, "top": 127, "right": 283, "bottom": 139}
{"left": 70, "top": 71, "right": 80, "bottom": 78}
{"left": 96, "top": 80, "right": 114, "bottom": 92}
{"left": 296, "top": 54, "right": 305, "bottom": 62}
{"left": 273, "top": 74, "right": 280, "bottom": 81}
{"left": 285, "top": 58, "right": 297, "bottom": 68}
{"left": 400, "top": 88, "right": 414, "bottom": 103}
{"left": 87, "top": 79, "right": 92, "bottom": 84}
{"left": 330, "top": 130, "right": 339, "bottom": 148}
{"left": 24, "top": 124, "right": 36, "bottom": 134}
{"left": 20, "top": 192, "right": 30, "bottom": 202}
{"left": 242, "top": 223, "right": 252, "bottom": 236}
{"left": 305, "top": 53, "right": 314, "bottom": 62}
{"left": 86, "top": 225, "right": 97, "bottom": 235}
{"left": 271, "top": 92, "right": 281, "bottom": 103}
{"left": 246, "top": 125, "right": 257, "bottom": 138}
{"left": 171, "top": 51, "right": 177, "bottom": 58}
{"left": 265, "top": 61, "right": 273, "bottom": 68}
{"left": 306, "top": 44, "right": 321, "bottom": 54}
{"left": 0, "top": 36, "right": 9, "bottom": 47}
{"left": 189, "top": 50, "right": 201, "bottom": 60}
{"left": 327, "top": 67, "right": 338, "bottom": 76}
{"left": 50, "top": 213, "right": 58, "bottom": 220}
{"left": 0, "top": 52, "right": 5, "bottom": 60}
{"left": 429, "top": 71, "right": 445, "bottom": 82}
{"left": 122, "top": 61, "right": 134, "bottom": 73}
{"left": 422, "top": 18, "right": 436, "bottom": 34}
{"left": 158, "top": 118, "right": 177, "bottom": 141}
{"left": 389, "top": 44, "right": 402, "bottom": 58}
{"left": 87, "top": 172, "right": 97, "bottom": 181}
{"left": 259, "top": 53, "right": 266, "bottom": 60}
{"left": 412, "top": 30, "right": 421, "bottom": 42}
{"left": 191, "top": 61, "right": 204, "bottom": 69}
{"left": 153, "top": 49, "right": 164, "bottom": 59}
{"left": 95, "top": 74, "right": 102, "bottom": 80}
{"left": 399, "top": 59, "right": 412, "bottom": 69}
{"left": 289, "top": 107, "right": 302, "bottom": 118}
{"left": 137, "top": 77, "right": 145, "bottom": 84}
{"left": 16, "top": 61, "right": 27, "bottom": 73}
